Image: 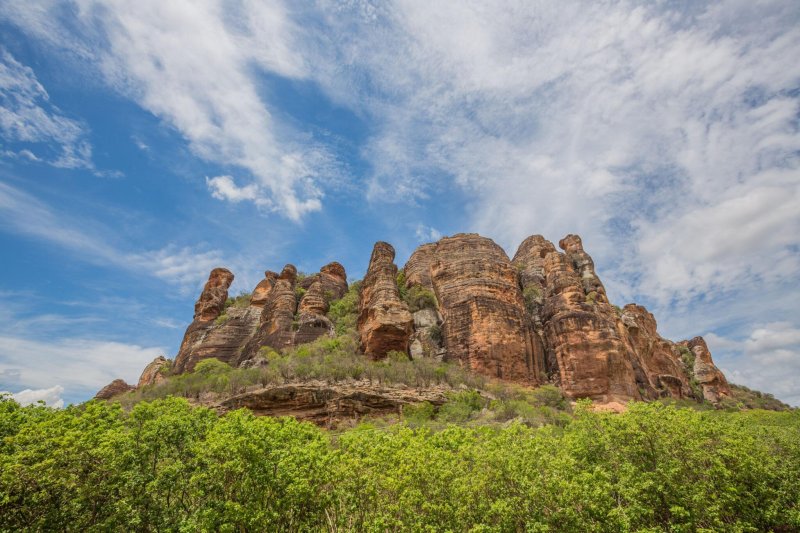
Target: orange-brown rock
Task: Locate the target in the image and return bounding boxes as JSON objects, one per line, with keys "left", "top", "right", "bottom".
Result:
{"left": 174, "top": 268, "right": 262, "bottom": 374}
{"left": 94, "top": 379, "right": 135, "bottom": 400}
{"left": 619, "top": 304, "right": 690, "bottom": 399}
{"left": 137, "top": 355, "right": 169, "bottom": 388}
{"left": 250, "top": 271, "right": 278, "bottom": 307}
{"left": 298, "top": 262, "right": 348, "bottom": 316}
{"left": 212, "top": 381, "right": 448, "bottom": 428}
{"left": 558, "top": 234, "right": 607, "bottom": 301}
{"left": 246, "top": 264, "right": 299, "bottom": 354}
{"left": 426, "top": 234, "right": 543, "bottom": 383}
{"left": 683, "top": 336, "right": 731, "bottom": 403}
{"left": 193, "top": 268, "right": 234, "bottom": 321}
{"left": 537, "top": 246, "right": 640, "bottom": 401}
{"left": 403, "top": 243, "right": 436, "bottom": 290}
{"left": 358, "top": 242, "right": 413, "bottom": 359}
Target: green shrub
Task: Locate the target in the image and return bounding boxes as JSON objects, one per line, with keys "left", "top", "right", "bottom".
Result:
{"left": 327, "top": 281, "right": 360, "bottom": 335}
{"left": 404, "top": 285, "right": 437, "bottom": 312}
{"left": 523, "top": 285, "right": 543, "bottom": 314}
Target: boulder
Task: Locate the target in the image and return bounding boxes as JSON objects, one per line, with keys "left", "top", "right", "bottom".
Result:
{"left": 95, "top": 379, "right": 134, "bottom": 400}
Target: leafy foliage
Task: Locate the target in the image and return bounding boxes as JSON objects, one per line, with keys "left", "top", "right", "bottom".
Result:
{"left": 1, "top": 397, "right": 798, "bottom": 531}
{"left": 327, "top": 281, "right": 360, "bottom": 336}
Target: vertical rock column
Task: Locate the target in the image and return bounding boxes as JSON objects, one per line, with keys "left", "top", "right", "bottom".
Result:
{"left": 358, "top": 242, "right": 413, "bottom": 359}
{"left": 429, "top": 234, "right": 542, "bottom": 383}
{"left": 683, "top": 337, "right": 731, "bottom": 403}
{"left": 173, "top": 267, "right": 235, "bottom": 373}
{"left": 538, "top": 238, "right": 640, "bottom": 401}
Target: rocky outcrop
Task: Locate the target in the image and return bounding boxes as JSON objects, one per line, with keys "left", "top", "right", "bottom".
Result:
{"left": 427, "top": 234, "right": 543, "bottom": 383}
{"left": 250, "top": 271, "right": 278, "bottom": 307}
{"left": 120, "top": 231, "right": 736, "bottom": 415}
{"left": 212, "top": 381, "right": 448, "bottom": 428}
{"left": 95, "top": 379, "right": 134, "bottom": 400}
{"left": 193, "top": 268, "right": 234, "bottom": 321}
{"left": 620, "top": 305, "right": 690, "bottom": 399}
{"left": 403, "top": 243, "right": 436, "bottom": 290}
{"left": 683, "top": 337, "right": 731, "bottom": 403}
{"left": 537, "top": 246, "right": 640, "bottom": 401}
{"left": 358, "top": 242, "right": 413, "bottom": 359}
{"left": 137, "top": 356, "right": 169, "bottom": 388}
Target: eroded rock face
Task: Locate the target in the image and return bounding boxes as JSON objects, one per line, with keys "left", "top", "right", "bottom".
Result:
{"left": 137, "top": 356, "right": 169, "bottom": 388}
{"left": 250, "top": 271, "right": 278, "bottom": 307}
{"left": 193, "top": 268, "right": 234, "bottom": 321}
{"left": 298, "top": 262, "right": 348, "bottom": 316}
{"left": 214, "top": 381, "right": 448, "bottom": 428}
{"left": 249, "top": 264, "right": 300, "bottom": 353}
{"left": 95, "top": 379, "right": 134, "bottom": 400}
{"left": 539, "top": 248, "right": 640, "bottom": 401}
{"left": 684, "top": 336, "right": 731, "bottom": 403}
{"left": 358, "top": 242, "right": 413, "bottom": 359}
{"left": 620, "top": 304, "right": 690, "bottom": 399}
{"left": 404, "top": 243, "right": 436, "bottom": 290}
{"left": 423, "top": 234, "right": 543, "bottom": 383}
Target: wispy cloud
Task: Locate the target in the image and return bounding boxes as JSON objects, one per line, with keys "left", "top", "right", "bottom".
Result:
{"left": 0, "top": 48, "right": 95, "bottom": 170}
{"left": 3, "top": 1, "right": 344, "bottom": 220}
{"left": 0, "top": 180, "right": 226, "bottom": 287}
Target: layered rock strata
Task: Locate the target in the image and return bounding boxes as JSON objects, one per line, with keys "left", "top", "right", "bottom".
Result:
{"left": 103, "top": 232, "right": 732, "bottom": 409}
{"left": 357, "top": 242, "right": 414, "bottom": 359}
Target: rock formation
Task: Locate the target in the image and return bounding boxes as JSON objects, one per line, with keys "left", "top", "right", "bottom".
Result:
{"left": 137, "top": 355, "right": 169, "bottom": 388}
{"left": 358, "top": 242, "right": 414, "bottom": 359}
{"left": 682, "top": 337, "right": 731, "bottom": 403}
{"left": 193, "top": 268, "right": 234, "bottom": 321}
{"left": 104, "top": 231, "right": 734, "bottom": 410}
{"left": 95, "top": 379, "right": 135, "bottom": 400}
{"left": 424, "top": 234, "right": 543, "bottom": 383}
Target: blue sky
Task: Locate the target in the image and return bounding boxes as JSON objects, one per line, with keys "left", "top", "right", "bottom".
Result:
{"left": 1, "top": 0, "right": 798, "bottom": 407}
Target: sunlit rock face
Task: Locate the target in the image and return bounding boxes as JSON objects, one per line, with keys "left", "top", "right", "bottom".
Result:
{"left": 403, "top": 233, "right": 544, "bottom": 384}
{"left": 112, "top": 231, "right": 732, "bottom": 407}
{"left": 358, "top": 242, "right": 413, "bottom": 360}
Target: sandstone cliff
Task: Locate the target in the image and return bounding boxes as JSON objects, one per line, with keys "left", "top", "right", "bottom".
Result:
{"left": 98, "top": 232, "right": 732, "bottom": 408}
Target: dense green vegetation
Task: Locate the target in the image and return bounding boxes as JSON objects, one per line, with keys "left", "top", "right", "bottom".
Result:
{"left": 1, "top": 396, "right": 798, "bottom": 532}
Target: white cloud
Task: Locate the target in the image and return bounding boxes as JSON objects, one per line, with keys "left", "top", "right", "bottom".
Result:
{"left": 415, "top": 223, "right": 441, "bottom": 243}
{"left": 207, "top": 175, "right": 267, "bottom": 206}
{"left": 3, "top": 385, "right": 65, "bottom": 408}
{"left": 709, "top": 322, "right": 800, "bottom": 406}
{"left": 0, "top": 335, "right": 162, "bottom": 401}
{"left": 4, "top": 0, "right": 335, "bottom": 220}
{"left": 0, "top": 48, "right": 95, "bottom": 169}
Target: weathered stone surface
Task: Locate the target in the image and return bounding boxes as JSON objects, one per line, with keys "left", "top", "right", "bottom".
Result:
{"left": 558, "top": 234, "right": 607, "bottom": 302}
{"left": 428, "top": 234, "right": 543, "bottom": 383}
{"left": 244, "top": 264, "right": 299, "bottom": 356}
{"left": 298, "top": 262, "right": 348, "bottom": 316}
{"left": 212, "top": 381, "right": 448, "bottom": 428}
{"left": 403, "top": 243, "right": 436, "bottom": 291}
{"left": 683, "top": 336, "right": 731, "bottom": 403}
{"left": 409, "top": 309, "right": 444, "bottom": 360}
{"left": 358, "top": 242, "right": 413, "bottom": 359}
{"left": 250, "top": 271, "right": 278, "bottom": 307}
{"left": 137, "top": 356, "right": 169, "bottom": 388}
{"left": 521, "top": 238, "right": 640, "bottom": 401}
{"left": 95, "top": 379, "right": 134, "bottom": 400}
{"left": 193, "top": 268, "right": 234, "bottom": 321}
{"left": 620, "top": 304, "right": 690, "bottom": 399}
